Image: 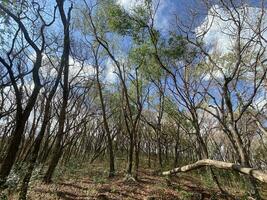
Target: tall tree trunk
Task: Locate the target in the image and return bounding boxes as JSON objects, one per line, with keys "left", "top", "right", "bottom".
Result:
{"left": 0, "top": 58, "right": 42, "bottom": 186}
{"left": 134, "top": 133, "right": 140, "bottom": 179}
{"left": 127, "top": 132, "right": 134, "bottom": 175}
{"left": 43, "top": 0, "right": 72, "bottom": 183}
{"left": 0, "top": 3, "right": 45, "bottom": 185}
{"left": 0, "top": 115, "right": 25, "bottom": 185}
{"left": 19, "top": 39, "right": 65, "bottom": 199}
{"left": 157, "top": 136, "right": 163, "bottom": 169}
{"left": 148, "top": 141, "right": 151, "bottom": 168}
{"left": 95, "top": 54, "right": 115, "bottom": 177}
{"left": 19, "top": 112, "right": 51, "bottom": 199}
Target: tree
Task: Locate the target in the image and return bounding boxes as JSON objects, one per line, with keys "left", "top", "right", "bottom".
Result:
{"left": 43, "top": 0, "right": 72, "bottom": 183}
{"left": 0, "top": 1, "right": 55, "bottom": 185}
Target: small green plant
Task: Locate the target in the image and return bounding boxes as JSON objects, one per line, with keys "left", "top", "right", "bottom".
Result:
{"left": 175, "top": 183, "right": 183, "bottom": 192}
{"left": 92, "top": 175, "right": 107, "bottom": 184}
{"left": 111, "top": 186, "right": 117, "bottom": 193}
{"left": 180, "top": 190, "right": 194, "bottom": 200}
{"left": 203, "top": 175, "right": 213, "bottom": 188}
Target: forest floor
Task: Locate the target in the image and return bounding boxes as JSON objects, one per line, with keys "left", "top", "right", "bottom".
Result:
{"left": 6, "top": 162, "right": 267, "bottom": 200}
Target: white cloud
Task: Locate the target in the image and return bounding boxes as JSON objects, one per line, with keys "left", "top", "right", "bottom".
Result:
{"left": 196, "top": 5, "right": 267, "bottom": 80}
{"left": 117, "top": 0, "right": 144, "bottom": 11}
{"left": 69, "top": 57, "right": 95, "bottom": 79}
{"left": 105, "top": 58, "right": 117, "bottom": 83}
{"left": 40, "top": 55, "right": 95, "bottom": 83}
{"left": 203, "top": 69, "right": 224, "bottom": 81}
{"left": 196, "top": 5, "right": 267, "bottom": 54}
{"left": 254, "top": 90, "right": 267, "bottom": 111}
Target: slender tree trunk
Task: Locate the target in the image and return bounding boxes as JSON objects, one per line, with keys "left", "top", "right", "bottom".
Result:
{"left": 19, "top": 120, "right": 48, "bottom": 199}
{"left": 148, "top": 141, "right": 151, "bottom": 168}
{"left": 134, "top": 134, "right": 140, "bottom": 180}
{"left": 174, "top": 142, "right": 179, "bottom": 168}
{"left": 95, "top": 56, "right": 115, "bottom": 177}
{"left": 0, "top": 5, "right": 43, "bottom": 186}
{"left": 19, "top": 46, "right": 65, "bottom": 198}
{"left": 165, "top": 142, "right": 169, "bottom": 163}
{"left": 157, "top": 136, "right": 163, "bottom": 169}
{"left": 193, "top": 120, "right": 225, "bottom": 194}
{"left": 0, "top": 115, "right": 25, "bottom": 185}
{"left": 43, "top": 143, "right": 63, "bottom": 183}
{"left": 127, "top": 132, "right": 134, "bottom": 175}
{"left": 107, "top": 135, "right": 115, "bottom": 177}
{"left": 43, "top": 0, "right": 72, "bottom": 183}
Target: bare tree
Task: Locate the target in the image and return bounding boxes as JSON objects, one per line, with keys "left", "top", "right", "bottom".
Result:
{"left": 0, "top": 1, "right": 55, "bottom": 185}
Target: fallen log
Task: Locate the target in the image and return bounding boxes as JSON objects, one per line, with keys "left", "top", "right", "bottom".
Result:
{"left": 162, "top": 159, "right": 267, "bottom": 183}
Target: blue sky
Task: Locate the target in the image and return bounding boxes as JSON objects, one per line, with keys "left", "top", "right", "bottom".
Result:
{"left": 118, "top": 0, "right": 266, "bottom": 32}
{"left": 115, "top": 0, "right": 267, "bottom": 111}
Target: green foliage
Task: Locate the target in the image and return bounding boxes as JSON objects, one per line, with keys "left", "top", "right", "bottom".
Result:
{"left": 0, "top": 0, "right": 10, "bottom": 8}
{"left": 180, "top": 190, "right": 194, "bottom": 200}
{"left": 241, "top": 192, "right": 253, "bottom": 200}
{"left": 106, "top": 3, "right": 133, "bottom": 35}
{"left": 165, "top": 98, "right": 193, "bottom": 129}
{"left": 129, "top": 43, "right": 163, "bottom": 80}
{"left": 92, "top": 174, "right": 107, "bottom": 184}
{"left": 202, "top": 173, "right": 214, "bottom": 188}
{"left": 130, "top": 43, "right": 153, "bottom": 63}
{"left": 101, "top": 0, "right": 152, "bottom": 43}
{"left": 65, "top": 160, "right": 81, "bottom": 175}
{"left": 109, "top": 91, "right": 122, "bottom": 116}
{"left": 163, "top": 34, "right": 187, "bottom": 59}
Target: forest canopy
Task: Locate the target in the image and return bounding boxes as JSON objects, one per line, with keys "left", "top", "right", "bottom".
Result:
{"left": 0, "top": 0, "right": 267, "bottom": 199}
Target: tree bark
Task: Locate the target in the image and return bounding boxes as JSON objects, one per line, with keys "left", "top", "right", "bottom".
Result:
{"left": 43, "top": 0, "right": 72, "bottom": 183}
{"left": 95, "top": 50, "right": 115, "bottom": 177}
{"left": 162, "top": 159, "right": 267, "bottom": 184}
{"left": 0, "top": 3, "right": 45, "bottom": 185}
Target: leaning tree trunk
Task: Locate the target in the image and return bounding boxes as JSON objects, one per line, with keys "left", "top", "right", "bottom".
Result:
{"left": 162, "top": 159, "right": 267, "bottom": 184}
{"left": 18, "top": 38, "right": 65, "bottom": 199}
{"left": 148, "top": 141, "right": 151, "bottom": 168}
{"left": 0, "top": 3, "right": 45, "bottom": 186}
{"left": 43, "top": 0, "right": 72, "bottom": 183}
{"left": 0, "top": 115, "right": 25, "bottom": 185}
{"left": 0, "top": 63, "right": 42, "bottom": 186}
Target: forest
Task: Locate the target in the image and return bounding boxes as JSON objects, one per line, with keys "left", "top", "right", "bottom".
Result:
{"left": 0, "top": 0, "right": 267, "bottom": 199}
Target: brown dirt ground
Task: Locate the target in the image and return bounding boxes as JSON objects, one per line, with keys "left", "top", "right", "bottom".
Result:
{"left": 20, "top": 169, "right": 247, "bottom": 200}
{"left": 5, "top": 162, "right": 267, "bottom": 200}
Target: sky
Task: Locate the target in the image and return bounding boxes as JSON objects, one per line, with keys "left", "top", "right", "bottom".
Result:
{"left": 116, "top": 0, "right": 267, "bottom": 112}
{"left": 1, "top": 0, "right": 266, "bottom": 84}
{"left": 117, "top": 0, "right": 199, "bottom": 30}
{"left": 117, "top": 0, "right": 266, "bottom": 30}
{"left": 0, "top": 0, "right": 266, "bottom": 126}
